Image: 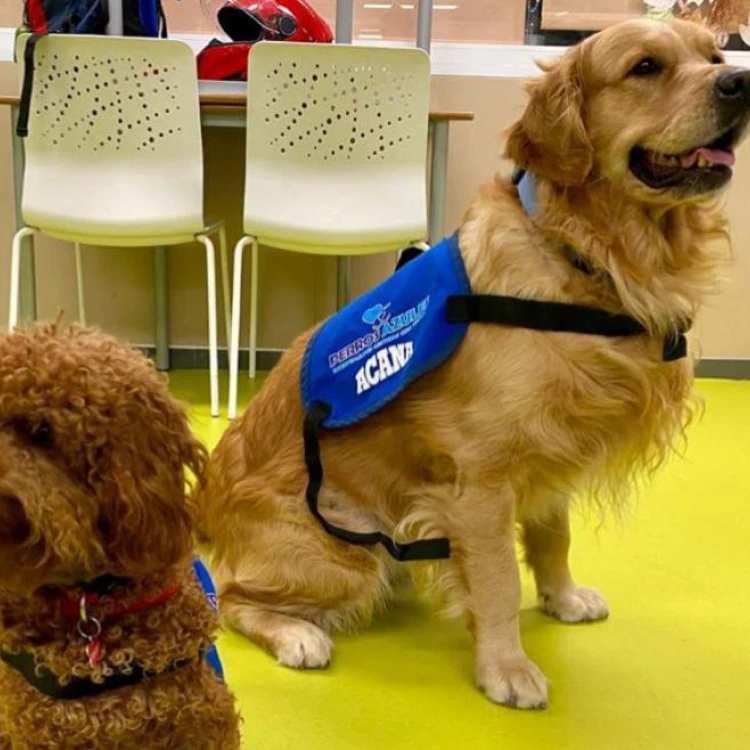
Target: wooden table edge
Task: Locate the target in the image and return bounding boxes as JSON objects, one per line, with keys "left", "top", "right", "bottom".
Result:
{"left": 1, "top": 93, "right": 474, "bottom": 122}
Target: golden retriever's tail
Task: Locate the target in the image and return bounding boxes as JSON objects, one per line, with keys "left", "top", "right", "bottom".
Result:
{"left": 188, "top": 442, "right": 238, "bottom": 560}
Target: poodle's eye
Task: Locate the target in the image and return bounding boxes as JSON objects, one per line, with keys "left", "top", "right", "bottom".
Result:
{"left": 30, "top": 421, "right": 54, "bottom": 447}
{"left": 14, "top": 419, "right": 54, "bottom": 448}
{"left": 629, "top": 57, "right": 663, "bottom": 77}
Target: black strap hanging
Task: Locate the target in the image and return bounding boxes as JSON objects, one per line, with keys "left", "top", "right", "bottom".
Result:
{"left": 17, "top": 32, "right": 45, "bottom": 138}
{"left": 303, "top": 401, "right": 451, "bottom": 562}
{"left": 158, "top": 1, "right": 169, "bottom": 38}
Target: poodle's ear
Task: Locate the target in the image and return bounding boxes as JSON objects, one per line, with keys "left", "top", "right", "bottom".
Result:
{"left": 92, "top": 387, "right": 208, "bottom": 575}
{"left": 505, "top": 47, "right": 593, "bottom": 187}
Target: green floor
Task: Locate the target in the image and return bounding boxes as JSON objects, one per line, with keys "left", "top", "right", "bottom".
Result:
{"left": 174, "top": 372, "right": 750, "bottom": 750}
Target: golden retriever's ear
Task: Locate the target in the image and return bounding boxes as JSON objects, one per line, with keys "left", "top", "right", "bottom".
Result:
{"left": 505, "top": 48, "right": 593, "bottom": 187}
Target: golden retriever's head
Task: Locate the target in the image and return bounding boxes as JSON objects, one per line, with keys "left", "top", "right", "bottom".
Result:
{"left": 507, "top": 18, "right": 750, "bottom": 201}
{"left": 0, "top": 324, "right": 207, "bottom": 597}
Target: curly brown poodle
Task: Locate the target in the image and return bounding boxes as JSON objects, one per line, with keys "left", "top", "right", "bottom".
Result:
{"left": 0, "top": 323, "right": 240, "bottom": 750}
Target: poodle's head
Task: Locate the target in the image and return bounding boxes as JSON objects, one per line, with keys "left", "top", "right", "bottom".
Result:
{"left": 0, "top": 323, "right": 207, "bottom": 597}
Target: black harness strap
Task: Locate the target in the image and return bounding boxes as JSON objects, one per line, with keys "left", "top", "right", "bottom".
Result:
{"left": 447, "top": 295, "right": 645, "bottom": 337}
{"left": 446, "top": 295, "right": 689, "bottom": 362}
{"left": 508, "top": 167, "right": 690, "bottom": 361}
{"left": 303, "top": 302, "right": 686, "bottom": 563}
{"left": 17, "top": 33, "right": 45, "bottom": 138}
{"left": 304, "top": 401, "right": 451, "bottom": 562}
{"left": 395, "top": 245, "right": 427, "bottom": 271}
{"left": 0, "top": 648, "right": 196, "bottom": 700}
{"left": 303, "top": 285, "right": 687, "bottom": 564}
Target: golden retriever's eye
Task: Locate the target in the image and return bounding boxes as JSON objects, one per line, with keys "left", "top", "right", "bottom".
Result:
{"left": 629, "top": 57, "right": 662, "bottom": 77}
{"left": 711, "top": 54, "right": 724, "bottom": 65}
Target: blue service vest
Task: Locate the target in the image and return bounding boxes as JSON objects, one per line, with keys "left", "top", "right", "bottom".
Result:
{"left": 302, "top": 232, "right": 470, "bottom": 429}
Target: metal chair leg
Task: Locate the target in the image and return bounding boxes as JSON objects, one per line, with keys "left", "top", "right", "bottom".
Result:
{"left": 229, "top": 236, "right": 253, "bottom": 419}
{"left": 249, "top": 238, "right": 259, "bottom": 379}
{"left": 74, "top": 242, "right": 87, "bottom": 325}
{"left": 216, "top": 225, "right": 231, "bottom": 347}
{"left": 197, "top": 234, "right": 220, "bottom": 418}
{"left": 8, "top": 227, "right": 37, "bottom": 330}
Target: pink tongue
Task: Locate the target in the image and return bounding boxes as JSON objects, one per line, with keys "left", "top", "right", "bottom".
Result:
{"left": 681, "top": 148, "right": 735, "bottom": 167}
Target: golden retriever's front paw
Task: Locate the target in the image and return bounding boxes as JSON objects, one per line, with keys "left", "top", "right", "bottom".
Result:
{"left": 540, "top": 586, "right": 609, "bottom": 623}
{"left": 275, "top": 621, "right": 333, "bottom": 669}
{"left": 478, "top": 659, "right": 548, "bottom": 709}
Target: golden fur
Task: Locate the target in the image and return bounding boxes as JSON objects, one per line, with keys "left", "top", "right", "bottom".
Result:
{"left": 0, "top": 324, "right": 240, "bottom": 749}
{"left": 197, "top": 19, "right": 745, "bottom": 709}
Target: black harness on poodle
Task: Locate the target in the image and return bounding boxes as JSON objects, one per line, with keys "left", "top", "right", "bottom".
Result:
{"left": 0, "top": 645, "right": 194, "bottom": 700}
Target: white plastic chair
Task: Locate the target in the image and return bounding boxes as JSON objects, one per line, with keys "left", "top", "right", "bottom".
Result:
{"left": 8, "top": 35, "right": 230, "bottom": 417}
{"left": 229, "top": 41, "right": 431, "bottom": 418}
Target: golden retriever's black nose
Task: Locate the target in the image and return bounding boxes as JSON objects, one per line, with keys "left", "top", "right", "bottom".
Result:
{"left": 715, "top": 69, "right": 750, "bottom": 101}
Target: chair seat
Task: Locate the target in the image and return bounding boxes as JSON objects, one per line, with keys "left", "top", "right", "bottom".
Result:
{"left": 23, "top": 196, "right": 206, "bottom": 246}
{"left": 256, "top": 234, "right": 420, "bottom": 255}
{"left": 31, "top": 225, "right": 210, "bottom": 248}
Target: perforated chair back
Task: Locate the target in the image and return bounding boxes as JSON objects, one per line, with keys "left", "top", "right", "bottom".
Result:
{"left": 244, "top": 42, "right": 431, "bottom": 254}
{"left": 18, "top": 35, "right": 204, "bottom": 244}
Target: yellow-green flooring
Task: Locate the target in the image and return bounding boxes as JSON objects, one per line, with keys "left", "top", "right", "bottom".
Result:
{"left": 176, "top": 372, "right": 750, "bottom": 750}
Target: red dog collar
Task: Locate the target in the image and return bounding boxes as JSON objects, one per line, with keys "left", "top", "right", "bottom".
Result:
{"left": 43, "top": 577, "right": 181, "bottom": 669}
{"left": 52, "top": 581, "right": 181, "bottom": 620}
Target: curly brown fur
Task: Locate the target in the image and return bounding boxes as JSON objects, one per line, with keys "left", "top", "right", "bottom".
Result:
{"left": 0, "top": 323, "right": 240, "bottom": 749}
{"left": 197, "top": 19, "right": 747, "bottom": 710}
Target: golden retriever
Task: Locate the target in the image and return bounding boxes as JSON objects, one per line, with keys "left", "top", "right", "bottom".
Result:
{"left": 197, "top": 18, "right": 750, "bottom": 709}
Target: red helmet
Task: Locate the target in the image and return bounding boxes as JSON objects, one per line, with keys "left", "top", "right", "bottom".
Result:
{"left": 197, "top": 40, "right": 254, "bottom": 81}
{"left": 197, "top": 0, "right": 332, "bottom": 81}
{"left": 217, "top": 0, "right": 333, "bottom": 43}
